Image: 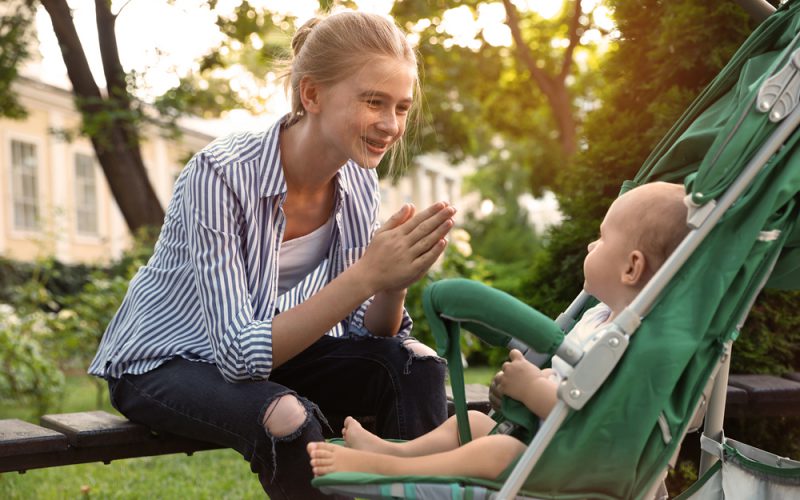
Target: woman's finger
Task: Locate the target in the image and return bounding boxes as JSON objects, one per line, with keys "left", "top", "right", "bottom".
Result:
{"left": 377, "top": 204, "right": 414, "bottom": 234}
{"left": 406, "top": 206, "right": 455, "bottom": 241}
{"left": 400, "top": 202, "right": 451, "bottom": 235}
{"left": 409, "top": 219, "right": 453, "bottom": 257}
{"left": 407, "top": 238, "right": 447, "bottom": 279}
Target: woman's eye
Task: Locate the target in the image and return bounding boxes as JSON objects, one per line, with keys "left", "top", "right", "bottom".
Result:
{"left": 366, "top": 100, "right": 381, "bottom": 108}
{"left": 396, "top": 106, "right": 410, "bottom": 115}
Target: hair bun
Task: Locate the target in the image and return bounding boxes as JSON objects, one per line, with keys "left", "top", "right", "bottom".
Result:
{"left": 291, "top": 17, "right": 321, "bottom": 56}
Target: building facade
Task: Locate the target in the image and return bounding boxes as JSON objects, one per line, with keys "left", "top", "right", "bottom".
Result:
{"left": 0, "top": 76, "right": 213, "bottom": 264}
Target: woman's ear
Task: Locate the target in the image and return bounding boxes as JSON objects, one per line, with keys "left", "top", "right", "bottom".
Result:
{"left": 622, "top": 250, "right": 646, "bottom": 286}
{"left": 299, "top": 76, "right": 321, "bottom": 114}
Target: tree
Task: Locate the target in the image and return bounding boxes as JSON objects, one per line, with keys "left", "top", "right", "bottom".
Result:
{"left": 35, "top": 0, "right": 167, "bottom": 233}
{"left": 0, "top": 0, "right": 36, "bottom": 119}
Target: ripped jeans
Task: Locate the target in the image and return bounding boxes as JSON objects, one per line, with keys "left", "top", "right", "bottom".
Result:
{"left": 107, "top": 334, "right": 448, "bottom": 499}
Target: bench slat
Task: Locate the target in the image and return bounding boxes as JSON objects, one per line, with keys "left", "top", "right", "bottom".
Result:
{"left": 728, "top": 374, "right": 800, "bottom": 417}
{"left": 446, "top": 384, "right": 492, "bottom": 415}
{"left": 784, "top": 372, "right": 800, "bottom": 383}
{"left": 1, "top": 436, "right": 222, "bottom": 473}
{"left": 0, "top": 419, "right": 68, "bottom": 458}
{"left": 40, "top": 411, "right": 151, "bottom": 448}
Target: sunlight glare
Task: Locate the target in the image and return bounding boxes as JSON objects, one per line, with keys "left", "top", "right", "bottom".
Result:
{"left": 478, "top": 3, "right": 512, "bottom": 47}
{"left": 515, "top": 0, "right": 563, "bottom": 19}
{"left": 354, "top": 0, "right": 394, "bottom": 15}
{"left": 593, "top": 5, "right": 615, "bottom": 32}
{"left": 441, "top": 6, "right": 480, "bottom": 47}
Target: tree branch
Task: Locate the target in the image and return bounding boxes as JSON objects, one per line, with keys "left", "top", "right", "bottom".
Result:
{"left": 560, "top": 0, "right": 583, "bottom": 82}
{"left": 501, "top": 0, "right": 577, "bottom": 157}
{"left": 501, "top": 0, "right": 554, "bottom": 97}
{"left": 114, "top": 0, "right": 135, "bottom": 17}
{"left": 40, "top": 0, "right": 164, "bottom": 231}
{"left": 94, "top": 0, "right": 143, "bottom": 159}
{"left": 39, "top": 0, "right": 102, "bottom": 102}
{"left": 94, "top": 0, "right": 126, "bottom": 99}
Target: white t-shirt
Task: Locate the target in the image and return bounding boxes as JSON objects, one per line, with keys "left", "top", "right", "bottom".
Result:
{"left": 277, "top": 215, "right": 335, "bottom": 295}
{"left": 550, "top": 302, "right": 612, "bottom": 382}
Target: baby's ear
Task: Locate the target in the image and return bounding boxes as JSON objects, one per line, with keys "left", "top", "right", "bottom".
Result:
{"left": 623, "top": 250, "right": 646, "bottom": 286}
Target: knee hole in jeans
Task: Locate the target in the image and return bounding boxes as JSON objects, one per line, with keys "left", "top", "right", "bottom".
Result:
{"left": 262, "top": 394, "right": 307, "bottom": 438}
{"left": 402, "top": 338, "right": 437, "bottom": 357}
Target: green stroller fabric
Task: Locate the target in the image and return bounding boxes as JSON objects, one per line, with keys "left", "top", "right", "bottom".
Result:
{"left": 313, "top": 0, "right": 800, "bottom": 498}
{"left": 423, "top": 278, "right": 563, "bottom": 445}
{"left": 630, "top": 0, "right": 800, "bottom": 289}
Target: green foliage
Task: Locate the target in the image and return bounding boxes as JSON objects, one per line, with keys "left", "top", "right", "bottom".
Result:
{"left": 0, "top": 305, "right": 65, "bottom": 414}
{"left": 0, "top": 0, "right": 35, "bottom": 119}
{"left": 154, "top": 1, "right": 295, "bottom": 119}
{"left": 392, "top": 0, "right": 605, "bottom": 194}
{"left": 406, "top": 229, "right": 540, "bottom": 367}
{"left": 462, "top": 156, "right": 543, "bottom": 265}
{"left": 732, "top": 289, "right": 800, "bottom": 375}
{"left": 0, "top": 238, "right": 154, "bottom": 414}
{"left": 524, "top": 0, "right": 753, "bottom": 316}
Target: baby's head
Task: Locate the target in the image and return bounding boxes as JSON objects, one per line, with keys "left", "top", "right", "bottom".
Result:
{"left": 583, "top": 182, "right": 689, "bottom": 312}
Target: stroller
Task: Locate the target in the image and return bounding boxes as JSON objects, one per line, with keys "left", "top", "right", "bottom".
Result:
{"left": 312, "top": 0, "right": 800, "bottom": 498}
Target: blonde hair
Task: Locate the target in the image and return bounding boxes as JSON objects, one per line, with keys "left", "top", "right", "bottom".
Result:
{"left": 280, "top": 11, "right": 421, "bottom": 170}
{"left": 624, "top": 182, "right": 690, "bottom": 275}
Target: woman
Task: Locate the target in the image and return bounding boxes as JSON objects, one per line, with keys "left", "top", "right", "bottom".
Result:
{"left": 89, "top": 11, "right": 452, "bottom": 499}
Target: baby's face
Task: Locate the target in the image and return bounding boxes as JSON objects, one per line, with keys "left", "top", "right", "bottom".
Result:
{"left": 583, "top": 196, "right": 637, "bottom": 304}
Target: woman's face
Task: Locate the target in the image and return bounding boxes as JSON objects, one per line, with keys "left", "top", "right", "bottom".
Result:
{"left": 316, "top": 56, "right": 416, "bottom": 168}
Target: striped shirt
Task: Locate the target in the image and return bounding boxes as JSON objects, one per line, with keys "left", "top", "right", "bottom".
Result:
{"left": 88, "top": 117, "right": 412, "bottom": 382}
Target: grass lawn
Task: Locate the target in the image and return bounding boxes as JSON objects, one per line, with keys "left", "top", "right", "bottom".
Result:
{"left": 1, "top": 367, "right": 496, "bottom": 499}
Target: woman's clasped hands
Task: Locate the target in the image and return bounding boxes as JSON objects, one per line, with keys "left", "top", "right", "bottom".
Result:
{"left": 357, "top": 202, "right": 456, "bottom": 293}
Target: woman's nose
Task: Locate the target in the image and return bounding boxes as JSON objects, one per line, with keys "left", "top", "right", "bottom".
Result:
{"left": 377, "top": 110, "right": 401, "bottom": 136}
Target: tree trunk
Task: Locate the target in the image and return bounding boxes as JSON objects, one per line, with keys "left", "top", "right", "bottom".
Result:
{"left": 502, "top": 0, "right": 579, "bottom": 157}
{"left": 40, "top": 0, "right": 164, "bottom": 234}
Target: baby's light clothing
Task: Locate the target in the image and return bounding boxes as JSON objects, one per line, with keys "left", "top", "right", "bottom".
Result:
{"left": 550, "top": 302, "right": 612, "bottom": 383}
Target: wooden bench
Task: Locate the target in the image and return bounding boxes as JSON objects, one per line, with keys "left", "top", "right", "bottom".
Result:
{"left": 0, "top": 411, "right": 222, "bottom": 474}
{"left": 2, "top": 375, "right": 798, "bottom": 474}
{"left": 0, "top": 386, "right": 490, "bottom": 474}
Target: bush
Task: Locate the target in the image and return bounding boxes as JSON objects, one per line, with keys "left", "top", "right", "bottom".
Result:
{"left": 0, "top": 236, "right": 153, "bottom": 413}
{"left": 0, "top": 304, "right": 64, "bottom": 414}
{"left": 405, "top": 228, "right": 539, "bottom": 368}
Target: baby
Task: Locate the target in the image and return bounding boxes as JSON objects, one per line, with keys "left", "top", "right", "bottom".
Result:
{"left": 307, "top": 182, "right": 690, "bottom": 480}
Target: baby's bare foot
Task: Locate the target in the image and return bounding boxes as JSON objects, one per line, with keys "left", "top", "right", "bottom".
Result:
{"left": 342, "top": 416, "right": 398, "bottom": 454}
{"left": 308, "top": 441, "right": 385, "bottom": 476}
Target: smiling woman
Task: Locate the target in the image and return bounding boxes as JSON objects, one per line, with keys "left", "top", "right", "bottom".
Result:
{"left": 87, "top": 9, "right": 455, "bottom": 500}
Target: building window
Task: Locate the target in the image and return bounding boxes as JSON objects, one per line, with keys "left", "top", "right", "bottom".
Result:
{"left": 75, "top": 153, "right": 99, "bottom": 235}
{"left": 11, "top": 139, "right": 40, "bottom": 231}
